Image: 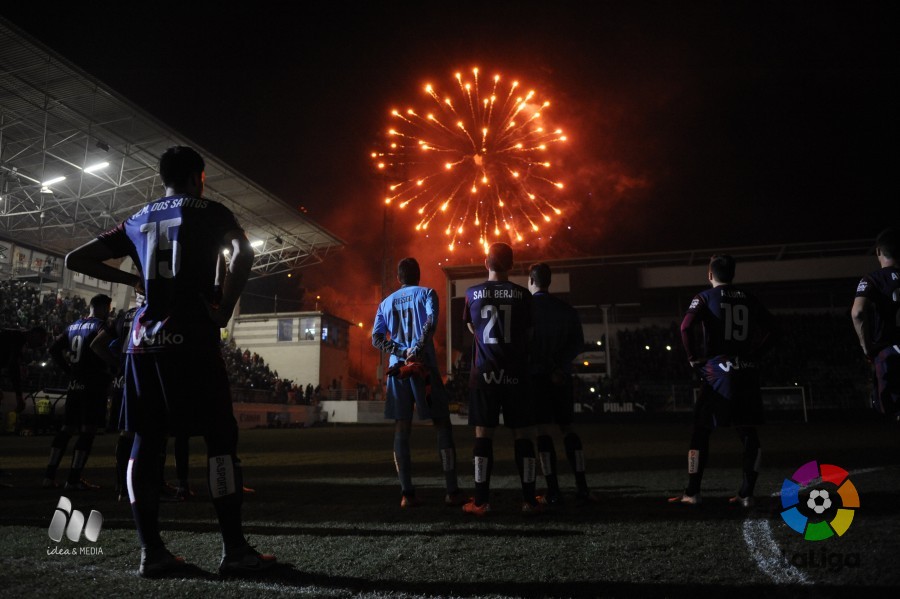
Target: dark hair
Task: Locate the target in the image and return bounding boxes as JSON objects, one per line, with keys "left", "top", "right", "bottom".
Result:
{"left": 876, "top": 227, "right": 899, "bottom": 260}
{"left": 529, "top": 262, "right": 551, "bottom": 289}
{"left": 159, "top": 146, "right": 205, "bottom": 189}
{"left": 709, "top": 254, "right": 736, "bottom": 283}
{"left": 90, "top": 294, "right": 112, "bottom": 309}
{"left": 397, "top": 257, "right": 420, "bottom": 285}
{"left": 486, "top": 242, "right": 513, "bottom": 273}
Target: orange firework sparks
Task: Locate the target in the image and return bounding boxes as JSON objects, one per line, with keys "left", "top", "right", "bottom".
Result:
{"left": 374, "top": 67, "right": 567, "bottom": 254}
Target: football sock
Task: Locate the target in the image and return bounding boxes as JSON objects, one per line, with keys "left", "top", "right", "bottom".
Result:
{"left": 563, "top": 432, "right": 588, "bottom": 492}
{"left": 174, "top": 435, "right": 189, "bottom": 488}
{"left": 737, "top": 426, "right": 761, "bottom": 498}
{"left": 45, "top": 430, "right": 72, "bottom": 481}
{"left": 67, "top": 432, "right": 95, "bottom": 485}
{"left": 114, "top": 434, "right": 133, "bottom": 493}
{"left": 436, "top": 423, "right": 458, "bottom": 494}
{"left": 128, "top": 434, "right": 166, "bottom": 551}
{"left": 205, "top": 424, "right": 245, "bottom": 553}
{"left": 685, "top": 428, "right": 711, "bottom": 497}
{"left": 393, "top": 429, "right": 414, "bottom": 497}
{"left": 473, "top": 437, "right": 493, "bottom": 506}
{"left": 514, "top": 438, "right": 538, "bottom": 505}
{"left": 537, "top": 435, "right": 560, "bottom": 497}
{"left": 207, "top": 453, "right": 245, "bottom": 552}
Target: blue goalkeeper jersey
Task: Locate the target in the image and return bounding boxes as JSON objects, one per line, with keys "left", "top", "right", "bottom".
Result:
{"left": 373, "top": 285, "right": 439, "bottom": 368}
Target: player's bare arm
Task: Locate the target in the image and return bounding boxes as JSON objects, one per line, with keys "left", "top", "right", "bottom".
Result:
{"left": 66, "top": 238, "right": 143, "bottom": 293}
{"left": 210, "top": 230, "right": 254, "bottom": 328}
{"left": 48, "top": 333, "right": 72, "bottom": 377}
{"left": 850, "top": 295, "right": 873, "bottom": 359}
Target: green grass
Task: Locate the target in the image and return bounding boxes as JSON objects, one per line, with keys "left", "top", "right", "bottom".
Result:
{"left": 1, "top": 419, "right": 899, "bottom": 597}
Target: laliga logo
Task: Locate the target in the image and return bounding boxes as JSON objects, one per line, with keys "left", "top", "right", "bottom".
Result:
{"left": 48, "top": 496, "right": 103, "bottom": 542}
{"left": 780, "top": 460, "right": 859, "bottom": 541}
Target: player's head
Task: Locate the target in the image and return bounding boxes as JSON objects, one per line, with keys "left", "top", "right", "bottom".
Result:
{"left": 875, "top": 227, "right": 899, "bottom": 263}
{"left": 708, "top": 254, "right": 736, "bottom": 285}
{"left": 529, "top": 262, "right": 551, "bottom": 292}
{"left": 89, "top": 294, "right": 112, "bottom": 319}
{"left": 159, "top": 146, "right": 205, "bottom": 195}
{"left": 397, "top": 257, "right": 420, "bottom": 285}
{"left": 486, "top": 242, "right": 513, "bottom": 274}
{"left": 25, "top": 326, "right": 47, "bottom": 349}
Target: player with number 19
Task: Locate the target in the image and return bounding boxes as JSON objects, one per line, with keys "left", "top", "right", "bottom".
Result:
{"left": 670, "top": 254, "right": 777, "bottom": 508}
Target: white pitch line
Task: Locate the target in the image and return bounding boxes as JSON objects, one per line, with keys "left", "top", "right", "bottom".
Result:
{"left": 742, "top": 466, "right": 883, "bottom": 585}
{"left": 742, "top": 519, "right": 810, "bottom": 584}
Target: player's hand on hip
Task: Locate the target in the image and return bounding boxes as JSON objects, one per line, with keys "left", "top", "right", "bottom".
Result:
{"left": 205, "top": 301, "right": 232, "bottom": 328}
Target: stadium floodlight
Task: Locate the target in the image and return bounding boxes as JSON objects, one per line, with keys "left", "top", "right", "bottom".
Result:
{"left": 83, "top": 162, "right": 109, "bottom": 173}
{"left": 42, "top": 176, "right": 66, "bottom": 186}
{"left": 251, "top": 240, "right": 264, "bottom": 248}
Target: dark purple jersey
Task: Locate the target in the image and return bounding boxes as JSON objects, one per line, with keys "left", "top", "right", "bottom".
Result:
{"left": 463, "top": 280, "right": 532, "bottom": 388}
{"left": 50, "top": 317, "right": 111, "bottom": 381}
{"left": 97, "top": 195, "right": 241, "bottom": 354}
{"left": 530, "top": 292, "right": 584, "bottom": 375}
{"left": 680, "top": 284, "right": 775, "bottom": 362}
{"left": 855, "top": 266, "right": 900, "bottom": 350}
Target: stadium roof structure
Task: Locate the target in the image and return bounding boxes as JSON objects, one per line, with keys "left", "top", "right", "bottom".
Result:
{"left": 0, "top": 18, "right": 344, "bottom": 278}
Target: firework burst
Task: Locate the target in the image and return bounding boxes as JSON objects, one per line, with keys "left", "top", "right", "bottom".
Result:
{"left": 373, "top": 67, "right": 568, "bottom": 254}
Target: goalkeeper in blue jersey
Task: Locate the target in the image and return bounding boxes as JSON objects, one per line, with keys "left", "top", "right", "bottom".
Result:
{"left": 372, "top": 257, "right": 465, "bottom": 508}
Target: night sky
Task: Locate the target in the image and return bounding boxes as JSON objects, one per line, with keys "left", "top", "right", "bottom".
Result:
{"left": 2, "top": 1, "right": 897, "bottom": 318}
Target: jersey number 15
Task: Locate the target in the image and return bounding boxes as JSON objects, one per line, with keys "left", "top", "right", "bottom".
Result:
{"left": 140, "top": 218, "right": 182, "bottom": 279}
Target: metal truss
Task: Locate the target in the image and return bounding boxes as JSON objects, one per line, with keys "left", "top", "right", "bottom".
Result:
{"left": 0, "top": 19, "right": 343, "bottom": 278}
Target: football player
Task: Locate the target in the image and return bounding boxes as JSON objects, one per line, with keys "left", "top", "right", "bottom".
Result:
{"left": 43, "top": 294, "right": 113, "bottom": 490}
{"left": 851, "top": 227, "right": 900, "bottom": 420}
{"left": 462, "top": 243, "right": 542, "bottom": 515}
{"left": 372, "top": 257, "right": 465, "bottom": 508}
{"left": 65, "top": 146, "right": 275, "bottom": 578}
{"left": 528, "top": 263, "right": 599, "bottom": 505}
{"left": 670, "top": 254, "right": 777, "bottom": 507}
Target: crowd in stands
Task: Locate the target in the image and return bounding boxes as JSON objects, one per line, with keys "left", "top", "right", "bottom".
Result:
{"left": 0, "top": 280, "right": 314, "bottom": 404}
{"left": 219, "top": 340, "right": 322, "bottom": 404}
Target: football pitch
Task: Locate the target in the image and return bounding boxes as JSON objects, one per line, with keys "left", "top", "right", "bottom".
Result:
{"left": 1, "top": 418, "right": 898, "bottom": 598}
